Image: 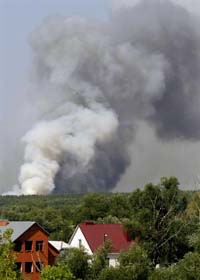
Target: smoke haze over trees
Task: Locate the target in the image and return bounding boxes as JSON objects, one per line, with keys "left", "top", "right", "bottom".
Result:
{"left": 2, "top": 0, "right": 200, "bottom": 194}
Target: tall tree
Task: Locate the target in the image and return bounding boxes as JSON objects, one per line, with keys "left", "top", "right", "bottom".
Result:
{"left": 91, "top": 240, "right": 112, "bottom": 279}
{"left": 57, "top": 247, "right": 91, "bottom": 280}
{"left": 125, "top": 177, "right": 190, "bottom": 265}
{"left": 0, "top": 229, "right": 21, "bottom": 280}
{"left": 119, "top": 244, "right": 152, "bottom": 280}
{"left": 150, "top": 252, "right": 200, "bottom": 280}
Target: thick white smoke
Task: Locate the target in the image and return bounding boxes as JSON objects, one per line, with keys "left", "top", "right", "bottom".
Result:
{"left": 19, "top": 105, "right": 118, "bottom": 195}
{"left": 5, "top": 0, "right": 200, "bottom": 195}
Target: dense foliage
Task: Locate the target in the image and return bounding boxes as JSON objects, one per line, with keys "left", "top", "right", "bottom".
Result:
{"left": 41, "top": 263, "right": 75, "bottom": 280}
{"left": 57, "top": 247, "right": 91, "bottom": 279}
{"left": 0, "top": 229, "right": 21, "bottom": 280}
{"left": 1, "top": 177, "right": 200, "bottom": 279}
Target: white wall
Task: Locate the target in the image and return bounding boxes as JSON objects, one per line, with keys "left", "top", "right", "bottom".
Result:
{"left": 69, "top": 227, "right": 93, "bottom": 255}
{"left": 108, "top": 253, "right": 119, "bottom": 267}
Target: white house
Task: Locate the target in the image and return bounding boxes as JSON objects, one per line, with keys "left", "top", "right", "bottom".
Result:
{"left": 69, "top": 222, "right": 135, "bottom": 267}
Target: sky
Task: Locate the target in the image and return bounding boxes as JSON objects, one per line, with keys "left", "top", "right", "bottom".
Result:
{"left": 0, "top": 0, "right": 110, "bottom": 117}
{"left": 1, "top": 0, "right": 200, "bottom": 194}
{"left": 0, "top": 0, "right": 110, "bottom": 115}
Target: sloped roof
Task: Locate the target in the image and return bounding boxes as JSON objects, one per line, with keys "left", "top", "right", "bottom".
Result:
{"left": 49, "top": 241, "right": 71, "bottom": 251}
{"left": 79, "top": 223, "right": 134, "bottom": 253}
{"left": 0, "top": 221, "right": 48, "bottom": 241}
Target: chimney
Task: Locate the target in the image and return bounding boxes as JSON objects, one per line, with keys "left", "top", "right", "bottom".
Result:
{"left": 84, "top": 221, "right": 94, "bottom": 225}
{"left": 104, "top": 233, "right": 108, "bottom": 242}
{"left": 124, "top": 229, "right": 131, "bottom": 241}
{"left": 0, "top": 220, "right": 9, "bottom": 226}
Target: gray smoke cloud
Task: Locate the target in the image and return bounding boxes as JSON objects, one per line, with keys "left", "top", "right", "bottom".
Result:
{"left": 5, "top": 0, "right": 200, "bottom": 194}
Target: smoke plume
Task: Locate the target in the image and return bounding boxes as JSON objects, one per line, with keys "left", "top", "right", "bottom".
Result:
{"left": 5, "top": 0, "right": 200, "bottom": 194}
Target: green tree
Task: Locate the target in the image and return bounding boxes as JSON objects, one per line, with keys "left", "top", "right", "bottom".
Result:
{"left": 126, "top": 177, "right": 190, "bottom": 265}
{"left": 97, "top": 267, "right": 125, "bottom": 280}
{"left": 77, "top": 193, "right": 110, "bottom": 222}
{"left": 0, "top": 229, "right": 21, "bottom": 280}
{"left": 91, "top": 240, "right": 112, "bottom": 279}
{"left": 186, "top": 191, "right": 200, "bottom": 222}
{"left": 108, "top": 194, "right": 130, "bottom": 219}
{"left": 119, "top": 244, "right": 152, "bottom": 280}
{"left": 96, "top": 215, "right": 120, "bottom": 224}
{"left": 149, "top": 265, "right": 179, "bottom": 280}
{"left": 150, "top": 252, "right": 200, "bottom": 280}
{"left": 176, "top": 252, "right": 200, "bottom": 280}
{"left": 188, "top": 225, "right": 200, "bottom": 253}
{"left": 41, "top": 263, "right": 75, "bottom": 280}
{"left": 57, "top": 248, "right": 91, "bottom": 280}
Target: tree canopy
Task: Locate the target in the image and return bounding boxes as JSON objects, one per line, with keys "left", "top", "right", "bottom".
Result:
{"left": 0, "top": 229, "right": 21, "bottom": 280}
{"left": 0, "top": 177, "right": 199, "bottom": 279}
{"left": 41, "top": 263, "right": 75, "bottom": 280}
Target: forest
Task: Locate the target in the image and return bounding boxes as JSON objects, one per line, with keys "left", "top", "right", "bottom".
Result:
{"left": 1, "top": 177, "right": 200, "bottom": 279}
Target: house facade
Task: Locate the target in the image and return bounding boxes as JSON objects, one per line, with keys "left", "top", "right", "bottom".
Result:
{"left": 69, "top": 222, "right": 135, "bottom": 267}
{"left": 0, "top": 220, "right": 59, "bottom": 280}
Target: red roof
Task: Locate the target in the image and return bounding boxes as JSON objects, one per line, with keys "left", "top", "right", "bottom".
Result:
{"left": 79, "top": 223, "right": 135, "bottom": 253}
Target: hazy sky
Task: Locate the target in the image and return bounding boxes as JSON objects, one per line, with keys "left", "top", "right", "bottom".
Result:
{"left": 0, "top": 0, "right": 110, "bottom": 114}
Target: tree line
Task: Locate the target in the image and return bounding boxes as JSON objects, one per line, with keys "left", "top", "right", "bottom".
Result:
{"left": 1, "top": 177, "right": 200, "bottom": 279}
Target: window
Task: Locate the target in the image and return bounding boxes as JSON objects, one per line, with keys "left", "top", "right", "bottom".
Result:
{"left": 25, "top": 241, "right": 32, "bottom": 251}
{"left": 36, "top": 262, "right": 43, "bottom": 273}
{"left": 25, "top": 262, "right": 33, "bottom": 273}
{"left": 14, "top": 241, "right": 22, "bottom": 252}
{"left": 36, "top": 241, "right": 43, "bottom": 251}
{"left": 15, "top": 262, "right": 22, "bottom": 272}
{"left": 78, "top": 239, "right": 82, "bottom": 248}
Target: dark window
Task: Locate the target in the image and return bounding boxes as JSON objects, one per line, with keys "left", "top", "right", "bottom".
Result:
{"left": 36, "top": 241, "right": 43, "bottom": 251}
{"left": 15, "top": 262, "right": 22, "bottom": 272}
{"left": 14, "top": 241, "right": 22, "bottom": 252}
{"left": 36, "top": 262, "right": 43, "bottom": 273}
{"left": 25, "top": 262, "right": 33, "bottom": 273}
{"left": 79, "top": 239, "right": 82, "bottom": 248}
{"left": 25, "top": 241, "right": 32, "bottom": 251}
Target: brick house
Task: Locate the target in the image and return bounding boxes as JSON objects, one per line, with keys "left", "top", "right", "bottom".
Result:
{"left": 0, "top": 220, "right": 59, "bottom": 280}
{"left": 69, "top": 222, "right": 136, "bottom": 267}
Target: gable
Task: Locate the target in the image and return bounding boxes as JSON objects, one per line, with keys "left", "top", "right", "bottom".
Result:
{"left": 0, "top": 221, "right": 49, "bottom": 241}
{"left": 16, "top": 223, "right": 49, "bottom": 242}
{"left": 69, "top": 227, "right": 93, "bottom": 255}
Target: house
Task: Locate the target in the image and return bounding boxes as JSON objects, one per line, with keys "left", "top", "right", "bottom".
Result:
{"left": 0, "top": 220, "right": 59, "bottom": 280}
{"left": 69, "top": 222, "right": 135, "bottom": 267}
